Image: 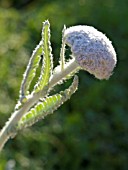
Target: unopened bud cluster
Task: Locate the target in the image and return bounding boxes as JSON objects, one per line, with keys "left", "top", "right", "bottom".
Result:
{"left": 64, "top": 25, "right": 117, "bottom": 79}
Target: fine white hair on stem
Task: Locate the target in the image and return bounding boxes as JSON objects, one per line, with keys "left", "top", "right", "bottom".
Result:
{"left": 64, "top": 25, "right": 117, "bottom": 80}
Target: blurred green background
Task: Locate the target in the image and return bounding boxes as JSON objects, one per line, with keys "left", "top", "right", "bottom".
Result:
{"left": 0, "top": 0, "right": 128, "bottom": 169}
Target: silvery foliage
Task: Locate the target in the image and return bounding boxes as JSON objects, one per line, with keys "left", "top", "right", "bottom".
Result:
{"left": 0, "top": 20, "right": 117, "bottom": 151}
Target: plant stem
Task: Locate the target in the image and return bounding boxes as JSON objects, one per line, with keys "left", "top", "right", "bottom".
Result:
{"left": 49, "top": 59, "right": 80, "bottom": 88}
{"left": 0, "top": 59, "right": 79, "bottom": 152}
{"left": 0, "top": 92, "right": 43, "bottom": 152}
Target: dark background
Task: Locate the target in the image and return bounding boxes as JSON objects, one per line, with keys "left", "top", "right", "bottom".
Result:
{"left": 0, "top": 0, "right": 128, "bottom": 169}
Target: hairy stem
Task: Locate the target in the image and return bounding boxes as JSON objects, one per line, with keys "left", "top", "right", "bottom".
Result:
{"left": 0, "top": 59, "right": 79, "bottom": 152}
{"left": 49, "top": 59, "right": 80, "bottom": 88}
{"left": 0, "top": 91, "right": 45, "bottom": 151}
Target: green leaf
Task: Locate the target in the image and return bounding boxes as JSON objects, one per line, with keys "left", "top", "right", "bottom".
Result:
{"left": 34, "top": 20, "right": 53, "bottom": 93}
{"left": 20, "top": 40, "right": 42, "bottom": 98}
{"left": 17, "top": 94, "right": 62, "bottom": 129}
{"left": 17, "top": 75, "right": 79, "bottom": 130}
{"left": 60, "top": 75, "right": 79, "bottom": 102}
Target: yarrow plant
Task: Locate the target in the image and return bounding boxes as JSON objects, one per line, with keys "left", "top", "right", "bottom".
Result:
{"left": 0, "top": 20, "right": 117, "bottom": 152}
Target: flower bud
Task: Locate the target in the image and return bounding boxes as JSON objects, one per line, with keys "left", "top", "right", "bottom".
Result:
{"left": 64, "top": 25, "right": 117, "bottom": 79}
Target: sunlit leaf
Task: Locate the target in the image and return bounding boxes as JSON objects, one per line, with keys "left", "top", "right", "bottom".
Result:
{"left": 19, "top": 40, "right": 42, "bottom": 98}
{"left": 17, "top": 76, "right": 78, "bottom": 129}
{"left": 34, "top": 20, "right": 53, "bottom": 93}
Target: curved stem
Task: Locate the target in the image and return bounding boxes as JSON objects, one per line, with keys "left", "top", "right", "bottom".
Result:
{"left": 0, "top": 59, "right": 80, "bottom": 152}
{"left": 49, "top": 59, "right": 80, "bottom": 88}
{"left": 0, "top": 91, "right": 44, "bottom": 151}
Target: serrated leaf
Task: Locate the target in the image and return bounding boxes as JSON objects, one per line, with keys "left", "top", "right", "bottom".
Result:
{"left": 60, "top": 75, "right": 79, "bottom": 102}
{"left": 17, "top": 94, "right": 62, "bottom": 129}
{"left": 17, "top": 76, "right": 78, "bottom": 130}
{"left": 34, "top": 20, "right": 53, "bottom": 93}
{"left": 20, "top": 40, "right": 42, "bottom": 98}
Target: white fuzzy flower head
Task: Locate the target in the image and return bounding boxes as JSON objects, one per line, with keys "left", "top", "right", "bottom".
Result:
{"left": 64, "top": 25, "right": 117, "bottom": 80}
